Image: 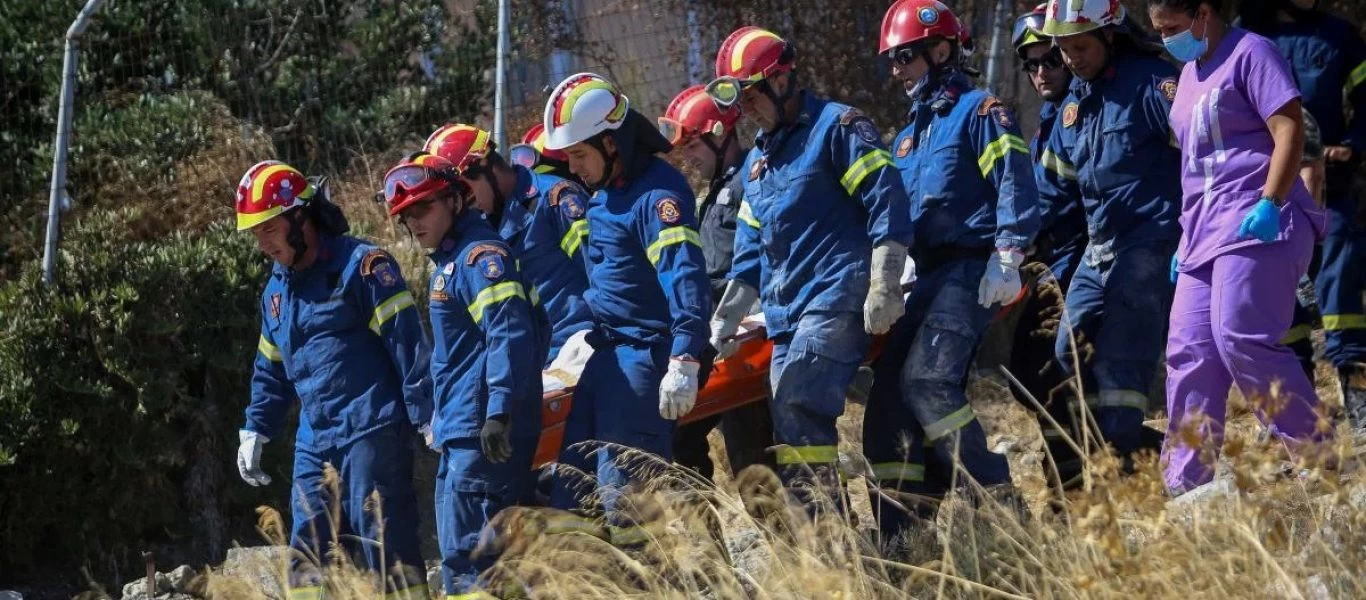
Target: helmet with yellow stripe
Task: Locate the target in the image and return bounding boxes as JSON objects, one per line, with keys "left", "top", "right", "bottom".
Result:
{"left": 424, "top": 124, "right": 494, "bottom": 172}
{"left": 235, "top": 160, "right": 315, "bottom": 231}
{"left": 542, "top": 73, "right": 630, "bottom": 152}
{"left": 714, "top": 26, "right": 795, "bottom": 84}
{"left": 1013, "top": 3, "right": 1050, "bottom": 55}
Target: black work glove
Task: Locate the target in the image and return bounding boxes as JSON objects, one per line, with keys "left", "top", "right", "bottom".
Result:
{"left": 480, "top": 416, "right": 512, "bottom": 464}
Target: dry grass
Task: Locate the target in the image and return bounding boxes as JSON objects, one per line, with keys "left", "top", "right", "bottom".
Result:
{"left": 201, "top": 368, "right": 1365, "bottom": 599}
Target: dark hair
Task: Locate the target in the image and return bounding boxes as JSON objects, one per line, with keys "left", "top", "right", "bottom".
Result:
{"left": 1147, "top": 0, "right": 1221, "bottom": 14}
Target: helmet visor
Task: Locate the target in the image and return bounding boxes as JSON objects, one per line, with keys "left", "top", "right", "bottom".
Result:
{"left": 657, "top": 116, "right": 693, "bottom": 145}
{"left": 508, "top": 143, "right": 541, "bottom": 170}
{"left": 1012, "top": 13, "right": 1047, "bottom": 48}
{"left": 704, "top": 76, "right": 747, "bottom": 109}
{"left": 383, "top": 165, "right": 432, "bottom": 203}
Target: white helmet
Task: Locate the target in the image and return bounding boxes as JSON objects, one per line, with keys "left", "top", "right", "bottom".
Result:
{"left": 542, "top": 73, "right": 630, "bottom": 151}
{"left": 1041, "top": 0, "right": 1126, "bottom": 38}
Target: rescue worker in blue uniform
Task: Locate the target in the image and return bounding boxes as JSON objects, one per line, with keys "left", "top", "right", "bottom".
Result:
{"left": 424, "top": 123, "right": 595, "bottom": 366}
{"left": 1038, "top": 0, "right": 1182, "bottom": 461}
{"left": 382, "top": 152, "right": 548, "bottom": 598}
{"left": 1010, "top": 3, "right": 1091, "bottom": 489}
{"left": 234, "top": 161, "right": 430, "bottom": 599}
{"left": 1240, "top": 0, "right": 1366, "bottom": 429}
{"left": 541, "top": 73, "right": 713, "bottom": 545}
{"left": 705, "top": 26, "right": 915, "bottom": 510}
{"left": 864, "top": 0, "right": 1039, "bottom": 537}
{"left": 659, "top": 84, "right": 778, "bottom": 482}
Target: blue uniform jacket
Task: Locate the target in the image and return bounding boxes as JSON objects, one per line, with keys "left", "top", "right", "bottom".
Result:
{"left": 1257, "top": 13, "right": 1366, "bottom": 189}
{"left": 729, "top": 92, "right": 915, "bottom": 336}
{"left": 247, "top": 235, "right": 433, "bottom": 450}
{"left": 1036, "top": 52, "right": 1184, "bottom": 261}
{"left": 497, "top": 166, "right": 594, "bottom": 364}
{"left": 428, "top": 211, "right": 549, "bottom": 443}
{"left": 1032, "top": 102, "right": 1088, "bottom": 257}
{"left": 893, "top": 72, "right": 1040, "bottom": 254}
{"left": 577, "top": 156, "right": 711, "bottom": 358}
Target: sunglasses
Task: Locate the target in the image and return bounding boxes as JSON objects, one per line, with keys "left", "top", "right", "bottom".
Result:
{"left": 1021, "top": 49, "right": 1064, "bottom": 73}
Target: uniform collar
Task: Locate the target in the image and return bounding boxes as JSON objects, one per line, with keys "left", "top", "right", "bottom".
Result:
{"left": 713, "top": 150, "right": 749, "bottom": 188}
{"left": 276, "top": 234, "right": 346, "bottom": 279}
{"left": 498, "top": 187, "right": 533, "bottom": 240}
{"left": 431, "top": 210, "right": 485, "bottom": 263}
{"left": 913, "top": 70, "right": 970, "bottom": 115}
{"left": 1074, "top": 63, "right": 1119, "bottom": 100}
{"left": 755, "top": 91, "right": 818, "bottom": 154}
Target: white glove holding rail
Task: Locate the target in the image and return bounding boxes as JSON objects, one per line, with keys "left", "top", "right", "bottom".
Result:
{"left": 709, "top": 280, "right": 758, "bottom": 360}
{"left": 658, "top": 357, "right": 700, "bottom": 420}
{"left": 977, "top": 248, "right": 1025, "bottom": 308}
{"left": 237, "top": 429, "right": 271, "bottom": 486}
{"left": 864, "top": 241, "right": 909, "bottom": 334}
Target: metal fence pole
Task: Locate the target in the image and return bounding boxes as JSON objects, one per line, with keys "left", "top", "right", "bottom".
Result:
{"left": 493, "top": 0, "right": 509, "bottom": 152}
{"left": 43, "top": 0, "right": 107, "bottom": 287}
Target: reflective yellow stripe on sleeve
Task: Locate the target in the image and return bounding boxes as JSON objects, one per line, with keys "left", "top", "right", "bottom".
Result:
{"left": 840, "top": 149, "right": 895, "bottom": 196}
{"left": 976, "top": 134, "right": 1029, "bottom": 177}
{"left": 1349, "top": 59, "right": 1366, "bottom": 91}
{"left": 559, "top": 219, "right": 589, "bottom": 257}
{"left": 258, "top": 335, "right": 283, "bottom": 362}
{"left": 369, "top": 290, "right": 416, "bottom": 334}
{"left": 1323, "top": 314, "right": 1366, "bottom": 331}
{"left": 775, "top": 445, "right": 839, "bottom": 465}
{"left": 923, "top": 404, "right": 977, "bottom": 441}
{"left": 645, "top": 226, "right": 702, "bottom": 265}
{"left": 1040, "top": 149, "right": 1078, "bottom": 180}
{"left": 288, "top": 587, "right": 322, "bottom": 600}
{"left": 446, "top": 592, "right": 499, "bottom": 600}
{"left": 466, "top": 281, "right": 526, "bottom": 324}
{"left": 737, "top": 200, "right": 761, "bottom": 228}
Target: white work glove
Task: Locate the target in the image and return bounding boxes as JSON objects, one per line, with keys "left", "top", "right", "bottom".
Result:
{"left": 548, "top": 328, "right": 594, "bottom": 373}
{"left": 658, "top": 357, "right": 700, "bottom": 420}
{"left": 237, "top": 430, "right": 271, "bottom": 486}
{"left": 710, "top": 280, "right": 759, "bottom": 360}
{"left": 977, "top": 248, "right": 1026, "bottom": 308}
{"left": 864, "top": 241, "right": 908, "bottom": 334}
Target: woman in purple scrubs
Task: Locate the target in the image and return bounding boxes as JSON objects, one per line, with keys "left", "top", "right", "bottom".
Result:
{"left": 1148, "top": 0, "right": 1330, "bottom": 494}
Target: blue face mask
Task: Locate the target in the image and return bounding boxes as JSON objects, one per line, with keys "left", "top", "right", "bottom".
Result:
{"left": 1163, "top": 15, "right": 1209, "bottom": 63}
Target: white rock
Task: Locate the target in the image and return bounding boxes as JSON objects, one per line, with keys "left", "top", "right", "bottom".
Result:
{"left": 0, "top": 591, "right": 23, "bottom": 600}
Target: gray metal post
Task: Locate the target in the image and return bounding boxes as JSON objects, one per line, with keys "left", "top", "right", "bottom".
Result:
{"left": 493, "top": 0, "right": 509, "bottom": 152}
{"left": 984, "top": 0, "right": 1010, "bottom": 87}
{"left": 43, "top": 0, "right": 108, "bottom": 287}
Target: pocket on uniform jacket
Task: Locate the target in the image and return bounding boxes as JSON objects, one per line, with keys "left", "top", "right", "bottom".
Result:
{"left": 298, "top": 298, "right": 354, "bottom": 333}
{"left": 1101, "top": 120, "right": 1140, "bottom": 153}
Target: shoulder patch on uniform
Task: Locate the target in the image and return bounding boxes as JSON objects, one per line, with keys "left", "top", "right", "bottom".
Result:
{"left": 977, "top": 96, "right": 1003, "bottom": 117}
{"left": 748, "top": 158, "right": 766, "bottom": 181}
{"left": 550, "top": 181, "right": 588, "bottom": 220}
{"left": 896, "top": 135, "right": 914, "bottom": 158}
{"left": 1158, "top": 77, "right": 1178, "bottom": 102}
{"left": 841, "top": 108, "right": 881, "bottom": 144}
{"left": 465, "top": 242, "right": 510, "bottom": 265}
{"left": 838, "top": 107, "right": 867, "bottom": 126}
{"left": 1062, "top": 102, "right": 1079, "bottom": 128}
{"left": 270, "top": 293, "right": 282, "bottom": 320}
{"left": 655, "top": 197, "right": 683, "bottom": 225}
{"left": 359, "top": 249, "right": 400, "bottom": 287}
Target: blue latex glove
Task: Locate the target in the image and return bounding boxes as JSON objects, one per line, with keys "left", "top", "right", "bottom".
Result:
{"left": 1236, "top": 198, "right": 1281, "bottom": 243}
{"left": 1170, "top": 255, "right": 1179, "bottom": 284}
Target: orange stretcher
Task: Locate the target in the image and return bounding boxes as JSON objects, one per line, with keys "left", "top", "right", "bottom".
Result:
{"left": 532, "top": 325, "right": 890, "bottom": 468}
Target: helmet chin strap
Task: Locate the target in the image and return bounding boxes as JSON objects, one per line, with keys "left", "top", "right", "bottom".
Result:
{"left": 703, "top": 132, "right": 735, "bottom": 182}
{"left": 284, "top": 208, "right": 310, "bottom": 269}
{"left": 583, "top": 133, "right": 619, "bottom": 191}
{"left": 760, "top": 71, "right": 799, "bottom": 128}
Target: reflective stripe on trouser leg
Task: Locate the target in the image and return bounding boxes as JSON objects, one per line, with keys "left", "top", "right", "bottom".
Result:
{"left": 900, "top": 264, "right": 1010, "bottom": 486}
{"left": 1316, "top": 193, "right": 1366, "bottom": 365}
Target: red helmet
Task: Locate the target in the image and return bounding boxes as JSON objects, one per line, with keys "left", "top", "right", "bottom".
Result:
{"left": 659, "top": 84, "right": 741, "bottom": 145}
{"left": 714, "top": 26, "right": 795, "bottom": 83}
{"left": 381, "top": 153, "right": 464, "bottom": 217}
{"left": 235, "top": 160, "right": 314, "bottom": 231}
{"left": 424, "top": 124, "right": 493, "bottom": 172}
{"left": 879, "top": 0, "right": 962, "bottom": 54}
{"left": 521, "top": 123, "right": 569, "bottom": 163}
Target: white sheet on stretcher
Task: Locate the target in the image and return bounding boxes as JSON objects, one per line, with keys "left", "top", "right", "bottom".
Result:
{"left": 540, "top": 314, "right": 769, "bottom": 395}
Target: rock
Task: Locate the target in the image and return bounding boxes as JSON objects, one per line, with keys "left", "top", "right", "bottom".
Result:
{"left": 1167, "top": 476, "right": 1238, "bottom": 507}
{"left": 0, "top": 591, "right": 22, "bottom": 600}
{"left": 426, "top": 564, "right": 443, "bottom": 598}
{"left": 218, "top": 546, "right": 287, "bottom": 598}
{"left": 120, "top": 572, "right": 171, "bottom": 599}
